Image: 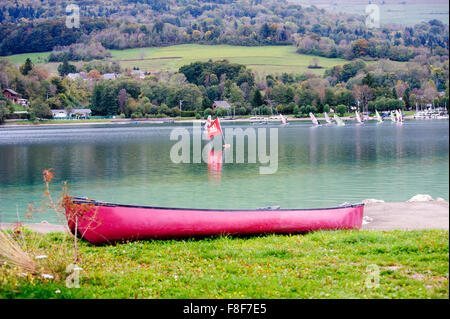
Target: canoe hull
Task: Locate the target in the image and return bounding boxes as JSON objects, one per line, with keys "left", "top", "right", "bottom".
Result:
{"left": 65, "top": 200, "right": 364, "bottom": 245}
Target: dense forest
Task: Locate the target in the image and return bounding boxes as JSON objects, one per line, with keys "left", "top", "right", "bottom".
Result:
{"left": 0, "top": 0, "right": 448, "bottom": 62}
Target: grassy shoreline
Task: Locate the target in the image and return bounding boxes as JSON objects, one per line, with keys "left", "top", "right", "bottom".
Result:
{"left": 1, "top": 230, "right": 448, "bottom": 299}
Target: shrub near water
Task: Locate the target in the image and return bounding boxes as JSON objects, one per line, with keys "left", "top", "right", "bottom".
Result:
{"left": 0, "top": 169, "right": 98, "bottom": 297}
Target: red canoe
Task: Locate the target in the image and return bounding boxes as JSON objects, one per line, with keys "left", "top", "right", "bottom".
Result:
{"left": 64, "top": 197, "right": 364, "bottom": 245}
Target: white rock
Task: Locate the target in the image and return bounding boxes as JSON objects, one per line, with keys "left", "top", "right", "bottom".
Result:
{"left": 407, "top": 194, "right": 434, "bottom": 202}
{"left": 362, "top": 199, "right": 385, "bottom": 204}
{"left": 362, "top": 216, "right": 373, "bottom": 225}
{"left": 436, "top": 197, "right": 447, "bottom": 202}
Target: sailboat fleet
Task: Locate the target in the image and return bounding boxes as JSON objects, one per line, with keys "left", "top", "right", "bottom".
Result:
{"left": 306, "top": 109, "right": 405, "bottom": 126}
{"left": 245, "top": 109, "right": 407, "bottom": 126}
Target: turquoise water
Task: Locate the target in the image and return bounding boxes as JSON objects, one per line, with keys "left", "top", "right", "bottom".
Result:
{"left": 0, "top": 120, "right": 448, "bottom": 223}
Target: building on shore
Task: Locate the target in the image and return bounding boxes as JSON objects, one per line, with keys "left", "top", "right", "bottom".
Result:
{"left": 51, "top": 109, "right": 92, "bottom": 119}
{"left": 2, "top": 88, "right": 29, "bottom": 106}
{"left": 212, "top": 101, "right": 231, "bottom": 109}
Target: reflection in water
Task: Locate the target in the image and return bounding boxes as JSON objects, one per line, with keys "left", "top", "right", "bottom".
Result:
{"left": 355, "top": 124, "right": 361, "bottom": 162}
{"left": 309, "top": 125, "right": 317, "bottom": 164}
{"left": 208, "top": 150, "right": 222, "bottom": 181}
{"left": 0, "top": 121, "right": 448, "bottom": 222}
{"left": 396, "top": 123, "right": 403, "bottom": 160}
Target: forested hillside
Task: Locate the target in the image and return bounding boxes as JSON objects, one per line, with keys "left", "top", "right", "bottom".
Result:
{"left": 0, "top": 1, "right": 448, "bottom": 124}
{"left": 0, "top": 0, "right": 448, "bottom": 62}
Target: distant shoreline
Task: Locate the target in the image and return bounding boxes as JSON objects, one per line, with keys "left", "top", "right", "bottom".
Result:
{"left": 1, "top": 115, "right": 418, "bottom": 128}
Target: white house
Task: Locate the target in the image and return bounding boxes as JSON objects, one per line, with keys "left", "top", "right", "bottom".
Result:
{"left": 17, "top": 98, "right": 29, "bottom": 106}
{"left": 103, "top": 73, "right": 120, "bottom": 80}
{"left": 131, "top": 70, "right": 146, "bottom": 79}
{"left": 67, "top": 72, "right": 87, "bottom": 81}
{"left": 51, "top": 109, "right": 92, "bottom": 119}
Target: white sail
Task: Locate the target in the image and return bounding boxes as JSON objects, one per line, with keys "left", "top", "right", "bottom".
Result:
{"left": 204, "top": 115, "right": 212, "bottom": 129}
{"left": 396, "top": 109, "right": 403, "bottom": 124}
{"left": 375, "top": 110, "right": 383, "bottom": 123}
{"left": 280, "top": 114, "right": 287, "bottom": 125}
{"left": 324, "top": 112, "right": 332, "bottom": 124}
{"left": 355, "top": 110, "right": 362, "bottom": 124}
{"left": 309, "top": 112, "right": 319, "bottom": 125}
{"left": 334, "top": 114, "right": 345, "bottom": 126}
{"left": 390, "top": 111, "right": 396, "bottom": 122}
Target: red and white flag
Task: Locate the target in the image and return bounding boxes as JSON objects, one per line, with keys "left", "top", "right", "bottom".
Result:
{"left": 207, "top": 118, "right": 223, "bottom": 139}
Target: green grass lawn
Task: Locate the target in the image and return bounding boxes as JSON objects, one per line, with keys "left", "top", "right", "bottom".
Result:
{"left": 5, "top": 45, "right": 348, "bottom": 77}
{"left": 1, "top": 230, "right": 448, "bottom": 299}
{"left": 5, "top": 51, "right": 52, "bottom": 65}
{"left": 109, "top": 44, "right": 347, "bottom": 76}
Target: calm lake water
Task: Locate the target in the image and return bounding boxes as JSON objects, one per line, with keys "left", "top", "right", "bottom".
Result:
{"left": 0, "top": 120, "right": 448, "bottom": 223}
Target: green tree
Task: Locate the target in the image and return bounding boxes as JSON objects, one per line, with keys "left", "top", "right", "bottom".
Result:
{"left": 250, "top": 89, "right": 264, "bottom": 107}
{"left": 0, "top": 100, "right": 10, "bottom": 124}
{"left": 20, "top": 58, "right": 33, "bottom": 76}
{"left": 30, "top": 98, "right": 52, "bottom": 119}
{"left": 336, "top": 104, "right": 347, "bottom": 116}
{"left": 362, "top": 72, "right": 376, "bottom": 88}
{"left": 202, "top": 97, "right": 212, "bottom": 110}
{"left": 57, "top": 58, "right": 76, "bottom": 77}
{"left": 228, "top": 83, "right": 244, "bottom": 103}
{"left": 203, "top": 108, "right": 213, "bottom": 119}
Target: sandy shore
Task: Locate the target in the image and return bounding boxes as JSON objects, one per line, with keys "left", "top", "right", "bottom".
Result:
{"left": 361, "top": 200, "right": 448, "bottom": 231}
{"left": 1, "top": 201, "right": 448, "bottom": 234}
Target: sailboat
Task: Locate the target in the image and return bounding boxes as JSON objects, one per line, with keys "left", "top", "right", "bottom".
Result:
{"left": 334, "top": 114, "right": 345, "bottom": 126}
{"left": 280, "top": 114, "right": 288, "bottom": 125}
{"left": 396, "top": 109, "right": 403, "bottom": 124}
{"left": 390, "top": 111, "right": 396, "bottom": 122}
{"left": 309, "top": 112, "right": 320, "bottom": 126}
{"left": 355, "top": 110, "right": 363, "bottom": 124}
{"left": 375, "top": 110, "right": 383, "bottom": 123}
{"left": 324, "top": 112, "right": 333, "bottom": 124}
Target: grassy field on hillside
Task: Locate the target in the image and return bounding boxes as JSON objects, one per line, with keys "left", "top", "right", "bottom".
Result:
{"left": 109, "top": 44, "right": 347, "bottom": 76}
{"left": 5, "top": 45, "right": 348, "bottom": 77}
{"left": 1, "top": 230, "right": 448, "bottom": 299}
{"left": 5, "top": 51, "right": 52, "bottom": 65}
